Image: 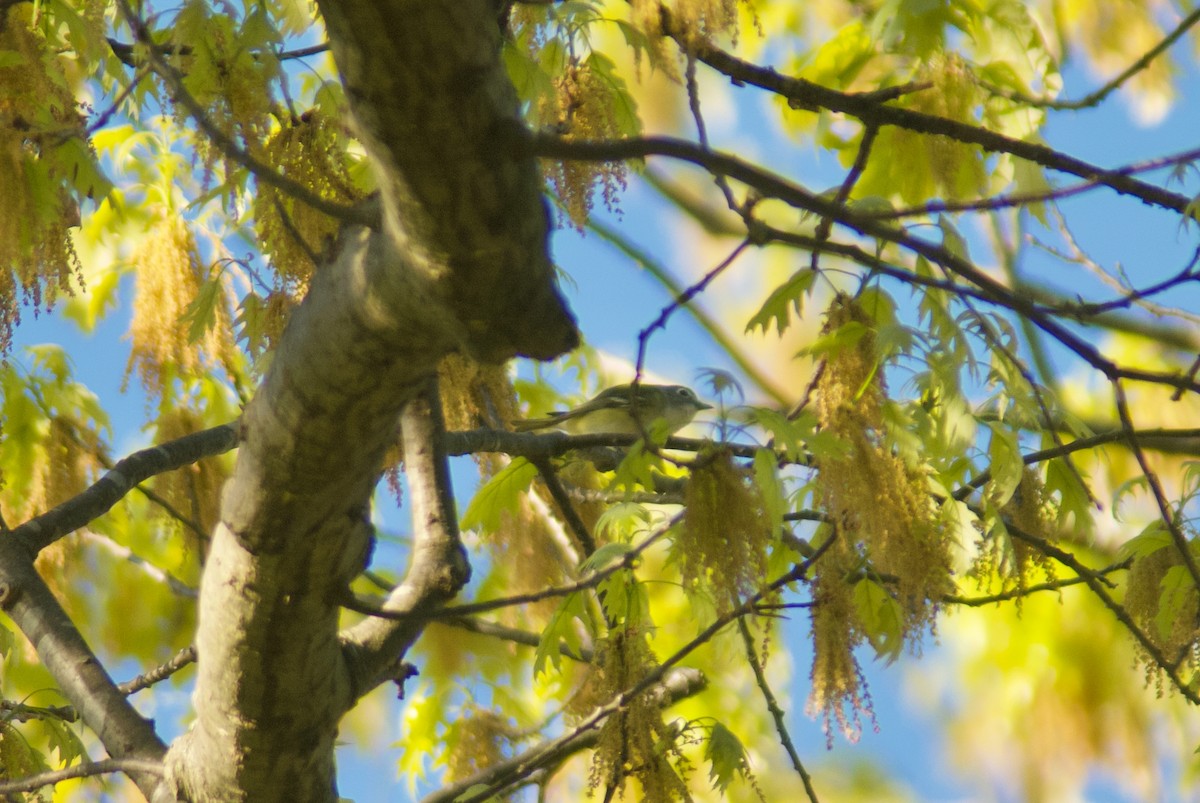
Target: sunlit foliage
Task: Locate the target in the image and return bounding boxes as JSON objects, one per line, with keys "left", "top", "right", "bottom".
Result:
{"left": 3, "top": 0, "right": 1200, "bottom": 799}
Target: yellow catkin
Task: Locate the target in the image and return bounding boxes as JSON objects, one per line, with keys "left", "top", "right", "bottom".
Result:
{"left": 806, "top": 534, "right": 870, "bottom": 744}
{"left": 437, "top": 353, "right": 518, "bottom": 433}
{"left": 977, "top": 467, "right": 1057, "bottom": 607}
{"left": 0, "top": 5, "right": 85, "bottom": 354}
{"left": 633, "top": 0, "right": 744, "bottom": 44}
{"left": 253, "top": 112, "right": 361, "bottom": 289}
{"left": 1125, "top": 544, "right": 1199, "bottom": 665}
{"left": 588, "top": 626, "right": 691, "bottom": 801}
{"left": 912, "top": 54, "right": 984, "bottom": 198}
{"left": 488, "top": 493, "right": 567, "bottom": 626}
{"left": 445, "top": 710, "right": 513, "bottom": 785}
{"left": 125, "top": 218, "right": 233, "bottom": 398}
{"left": 151, "top": 407, "right": 228, "bottom": 551}
{"left": 680, "top": 449, "right": 770, "bottom": 612}
{"left": 173, "top": 0, "right": 275, "bottom": 187}
{"left": 814, "top": 296, "right": 951, "bottom": 634}
{"left": 539, "top": 62, "right": 628, "bottom": 229}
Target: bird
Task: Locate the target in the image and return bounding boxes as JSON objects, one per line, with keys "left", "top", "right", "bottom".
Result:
{"left": 512, "top": 383, "right": 711, "bottom": 436}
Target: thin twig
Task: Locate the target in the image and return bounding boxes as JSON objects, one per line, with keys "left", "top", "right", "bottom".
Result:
{"left": 344, "top": 512, "right": 683, "bottom": 623}
{"left": 113, "top": 0, "right": 368, "bottom": 225}
{"left": 737, "top": 618, "right": 819, "bottom": 802}
{"left": 117, "top": 646, "right": 198, "bottom": 695}
{"left": 1003, "top": 521, "right": 1199, "bottom": 704}
{"left": 1111, "top": 381, "right": 1200, "bottom": 592}
{"left": 585, "top": 214, "right": 791, "bottom": 405}
{"left": 977, "top": 7, "right": 1200, "bottom": 110}
{"left": 634, "top": 238, "right": 751, "bottom": 384}
{"left": 943, "top": 561, "right": 1130, "bottom": 607}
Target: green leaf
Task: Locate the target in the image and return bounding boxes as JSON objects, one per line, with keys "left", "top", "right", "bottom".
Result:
{"left": 799, "top": 320, "right": 870, "bottom": 359}
{"left": 940, "top": 498, "right": 978, "bottom": 556}
{"left": 181, "top": 278, "right": 222, "bottom": 344}
{"left": 235, "top": 292, "right": 267, "bottom": 357}
{"left": 740, "top": 407, "right": 815, "bottom": 463}
{"left": 985, "top": 421, "right": 1023, "bottom": 507}
{"left": 853, "top": 578, "right": 904, "bottom": 663}
{"left": 597, "top": 568, "right": 650, "bottom": 626}
{"left": 63, "top": 267, "right": 121, "bottom": 332}
{"left": 395, "top": 689, "right": 441, "bottom": 780}
{"left": 595, "top": 502, "right": 651, "bottom": 543}
{"left": 1044, "top": 456, "right": 1092, "bottom": 532}
{"left": 460, "top": 458, "right": 538, "bottom": 532}
{"left": 1117, "top": 520, "right": 1173, "bottom": 562}
{"left": 705, "top": 721, "right": 748, "bottom": 793}
{"left": 587, "top": 52, "right": 641, "bottom": 139}
{"left": 34, "top": 716, "right": 86, "bottom": 765}
{"left": 611, "top": 442, "right": 658, "bottom": 492}
{"left": 1113, "top": 475, "right": 1151, "bottom": 518}
{"left": 534, "top": 590, "right": 589, "bottom": 677}
{"left": 753, "top": 449, "right": 785, "bottom": 539}
{"left": 745, "top": 268, "right": 816, "bottom": 336}
{"left": 51, "top": 137, "right": 114, "bottom": 201}
{"left": 938, "top": 214, "right": 970, "bottom": 260}
{"left": 580, "top": 541, "right": 635, "bottom": 574}
{"left": 1155, "top": 564, "right": 1195, "bottom": 643}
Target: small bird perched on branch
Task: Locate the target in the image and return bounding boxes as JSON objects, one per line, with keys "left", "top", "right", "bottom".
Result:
{"left": 512, "top": 384, "right": 711, "bottom": 436}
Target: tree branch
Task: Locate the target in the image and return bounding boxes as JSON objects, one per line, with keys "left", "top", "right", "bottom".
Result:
{"left": 118, "top": 646, "right": 199, "bottom": 696}
{"left": 339, "top": 378, "right": 470, "bottom": 700}
{"left": 0, "top": 758, "right": 164, "bottom": 797}
{"left": 421, "top": 667, "right": 707, "bottom": 803}
{"left": 0, "top": 538, "right": 165, "bottom": 798}
{"left": 672, "top": 30, "right": 1191, "bottom": 214}
{"left": 526, "top": 132, "right": 1200, "bottom": 395}
{"left": 11, "top": 424, "right": 239, "bottom": 554}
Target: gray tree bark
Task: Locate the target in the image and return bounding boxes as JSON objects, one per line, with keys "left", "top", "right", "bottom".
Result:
{"left": 154, "top": 1, "right": 578, "bottom": 798}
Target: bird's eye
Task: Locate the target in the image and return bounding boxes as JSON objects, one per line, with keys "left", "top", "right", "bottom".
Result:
{"left": 675, "top": 387, "right": 694, "bottom": 399}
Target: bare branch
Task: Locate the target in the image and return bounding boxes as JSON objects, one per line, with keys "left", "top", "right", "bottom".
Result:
{"left": 0, "top": 758, "right": 164, "bottom": 797}
{"left": 11, "top": 423, "right": 238, "bottom": 554}
{"left": 118, "top": 646, "right": 199, "bottom": 696}
{"left": 583, "top": 213, "right": 792, "bottom": 405}
{"left": 943, "top": 563, "right": 1130, "bottom": 607}
{"left": 526, "top": 132, "right": 1200, "bottom": 396}
{"left": 635, "top": 238, "right": 752, "bottom": 388}
{"left": 669, "top": 32, "right": 1192, "bottom": 214}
